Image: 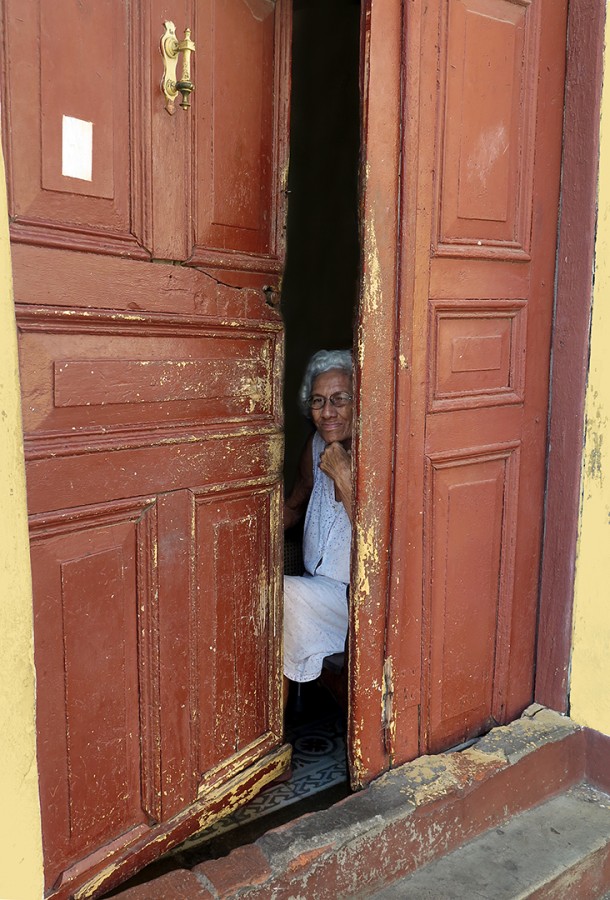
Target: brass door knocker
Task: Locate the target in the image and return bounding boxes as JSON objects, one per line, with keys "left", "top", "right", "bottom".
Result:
{"left": 161, "top": 21, "right": 196, "bottom": 114}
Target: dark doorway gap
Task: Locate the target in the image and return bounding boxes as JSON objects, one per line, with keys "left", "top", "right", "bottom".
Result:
{"left": 279, "top": 0, "right": 362, "bottom": 834}
{"left": 282, "top": 0, "right": 361, "bottom": 484}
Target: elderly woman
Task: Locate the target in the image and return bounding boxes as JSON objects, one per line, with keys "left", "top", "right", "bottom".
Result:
{"left": 283, "top": 349, "right": 353, "bottom": 700}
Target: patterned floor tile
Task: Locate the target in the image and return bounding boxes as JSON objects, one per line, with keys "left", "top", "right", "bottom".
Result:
{"left": 181, "top": 708, "right": 347, "bottom": 849}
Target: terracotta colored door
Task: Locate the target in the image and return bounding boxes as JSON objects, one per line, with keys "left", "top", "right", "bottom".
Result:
{"left": 351, "top": 0, "right": 567, "bottom": 781}
{"left": 1, "top": 0, "right": 291, "bottom": 895}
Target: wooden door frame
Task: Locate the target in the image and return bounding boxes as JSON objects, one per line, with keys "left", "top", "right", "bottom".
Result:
{"left": 349, "top": 0, "right": 403, "bottom": 787}
{"left": 535, "top": 0, "right": 607, "bottom": 713}
{"left": 349, "top": 0, "right": 606, "bottom": 786}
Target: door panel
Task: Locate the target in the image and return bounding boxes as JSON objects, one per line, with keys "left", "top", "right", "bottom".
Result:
{"left": 195, "top": 486, "right": 280, "bottom": 773}
{"left": 354, "top": 0, "right": 567, "bottom": 779}
{"left": 194, "top": 0, "right": 279, "bottom": 260}
{"left": 30, "top": 503, "right": 150, "bottom": 883}
{"left": 425, "top": 447, "right": 519, "bottom": 743}
{"left": 2, "top": 0, "right": 291, "bottom": 893}
{"left": 10, "top": 244, "right": 283, "bottom": 319}
{"left": 24, "top": 432, "right": 282, "bottom": 515}
{"left": 394, "top": 0, "right": 565, "bottom": 757}
{"left": 428, "top": 300, "right": 526, "bottom": 413}
{"left": 18, "top": 312, "right": 277, "bottom": 436}
{"left": 437, "top": 0, "right": 537, "bottom": 254}
{"left": 6, "top": 0, "right": 146, "bottom": 256}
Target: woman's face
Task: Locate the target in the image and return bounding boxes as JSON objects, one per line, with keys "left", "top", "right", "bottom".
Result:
{"left": 310, "top": 368, "right": 353, "bottom": 445}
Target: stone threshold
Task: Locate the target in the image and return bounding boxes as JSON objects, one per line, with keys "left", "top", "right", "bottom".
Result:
{"left": 112, "top": 706, "right": 610, "bottom": 899}
{"left": 368, "top": 783, "right": 610, "bottom": 898}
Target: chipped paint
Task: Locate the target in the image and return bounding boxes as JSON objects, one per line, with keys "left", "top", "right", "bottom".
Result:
{"left": 394, "top": 708, "right": 571, "bottom": 808}
{"left": 280, "top": 159, "right": 290, "bottom": 196}
{"left": 350, "top": 505, "right": 385, "bottom": 783}
{"left": 361, "top": 170, "right": 383, "bottom": 318}
{"left": 74, "top": 861, "right": 122, "bottom": 898}
{"left": 350, "top": 735, "right": 366, "bottom": 784}
{"left": 353, "top": 523, "right": 380, "bottom": 604}
{"left": 75, "top": 744, "right": 291, "bottom": 898}
{"left": 584, "top": 391, "right": 607, "bottom": 485}
{"left": 382, "top": 656, "right": 396, "bottom": 756}
{"left": 267, "top": 431, "right": 284, "bottom": 475}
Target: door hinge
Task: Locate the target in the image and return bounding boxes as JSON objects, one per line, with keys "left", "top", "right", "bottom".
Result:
{"left": 382, "top": 655, "right": 395, "bottom": 757}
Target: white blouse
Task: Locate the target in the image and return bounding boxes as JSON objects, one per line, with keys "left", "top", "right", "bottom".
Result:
{"left": 302, "top": 431, "right": 352, "bottom": 585}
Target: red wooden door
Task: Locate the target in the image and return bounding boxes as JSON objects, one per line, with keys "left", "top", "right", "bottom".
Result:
{"left": 351, "top": 0, "right": 567, "bottom": 781}
{"left": 1, "top": 0, "right": 291, "bottom": 895}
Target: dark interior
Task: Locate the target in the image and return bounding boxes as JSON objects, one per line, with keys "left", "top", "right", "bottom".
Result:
{"left": 282, "top": 0, "right": 361, "bottom": 486}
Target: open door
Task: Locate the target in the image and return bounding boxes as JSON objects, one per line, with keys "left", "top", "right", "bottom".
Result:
{"left": 1, "top": 0, "right": 291, "bottom": 895}
{"left": 351, "top": 0, "right": 568, "bottom": 782}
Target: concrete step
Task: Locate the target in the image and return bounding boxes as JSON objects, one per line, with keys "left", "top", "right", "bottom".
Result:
{"left": 108, "top": 709, "right": 610, "bottom": 900}
{"left": 370, "top": 783, "right": 610, "bottom": 899}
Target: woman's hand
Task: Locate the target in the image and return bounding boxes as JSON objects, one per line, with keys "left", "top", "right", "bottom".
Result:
{"left": 319, "top": 442, "right": 353, "bottom": 523}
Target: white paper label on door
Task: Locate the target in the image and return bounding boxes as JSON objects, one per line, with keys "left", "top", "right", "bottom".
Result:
{"left": 61, "top": 116, "right": 93, "bottom": 182}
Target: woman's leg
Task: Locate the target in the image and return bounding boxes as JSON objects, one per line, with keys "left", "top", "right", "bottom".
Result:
{"left": 283, "top": 574, "right": 348, "bottom": 683}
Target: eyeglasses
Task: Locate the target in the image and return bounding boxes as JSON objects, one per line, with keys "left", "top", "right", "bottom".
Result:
{"left": 307, "top": 392, "right": 353, "bottom": 410}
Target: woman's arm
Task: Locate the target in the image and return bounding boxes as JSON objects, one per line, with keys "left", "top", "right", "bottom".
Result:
{"left": 283, "top": 433, "right": 314, "bottom": 531}
{"left": 318, "top": 442, "right": 353, "bottom": 523}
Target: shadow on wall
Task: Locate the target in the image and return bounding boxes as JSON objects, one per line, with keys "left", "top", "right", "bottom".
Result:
{"left": 282, "top": 0, "right": 361, "bottom": 486}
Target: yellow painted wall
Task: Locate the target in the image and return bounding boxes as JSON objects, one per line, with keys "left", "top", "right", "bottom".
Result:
{"left": 0, "top": 147, "right": 44, "bottom": 897}
{"left": 570, "top": 12, "right": 610, "bottom": 737}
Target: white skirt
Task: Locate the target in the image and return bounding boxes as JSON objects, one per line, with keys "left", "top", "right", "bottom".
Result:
{"left": 283, "top": 573, "right": 349, "bottom": 682}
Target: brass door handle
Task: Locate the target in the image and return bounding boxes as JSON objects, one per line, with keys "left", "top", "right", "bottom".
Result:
{"left": 161, "top": 21, "right": 196, "bottom": 114}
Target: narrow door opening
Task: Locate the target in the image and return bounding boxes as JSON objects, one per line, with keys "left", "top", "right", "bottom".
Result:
{"left": 187, "top": 0, "right": 363, "bottom": 851}
{"left": 282, "top": 0, "right": 361, "bottom": 487}
{"left": 278, "top": 0, "right": 362, "bottom": 824}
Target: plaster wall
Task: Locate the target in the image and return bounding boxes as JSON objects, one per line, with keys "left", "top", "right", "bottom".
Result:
{"left": 570, "top": 9, "right": 610, "bottom": 738}
{"left": 0, "top": 146, "right": 44, "bottom": 897}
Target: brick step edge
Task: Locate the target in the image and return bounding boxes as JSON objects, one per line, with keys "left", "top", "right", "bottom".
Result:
{"left": 115, "top": 706, "right": 591, "bottom": 899}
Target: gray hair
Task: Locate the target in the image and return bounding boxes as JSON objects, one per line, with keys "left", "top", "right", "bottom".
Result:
{"left": 298, "top": 349, "right": 353, "bottom": 416}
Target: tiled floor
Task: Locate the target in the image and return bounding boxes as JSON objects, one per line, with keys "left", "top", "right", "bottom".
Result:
{"left": 180, "top": 687, "right": 347, "bottom": 855}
